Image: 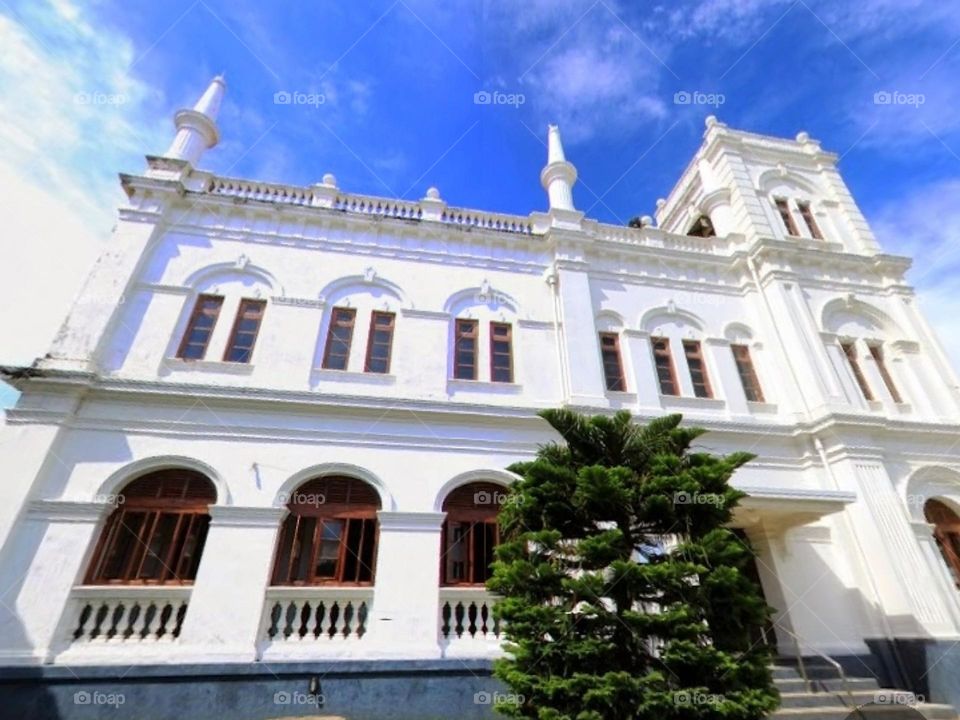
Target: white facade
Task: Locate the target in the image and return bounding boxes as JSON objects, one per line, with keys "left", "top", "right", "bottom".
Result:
{"left": 3, "top": 78, "right": 960, "bottom": 676}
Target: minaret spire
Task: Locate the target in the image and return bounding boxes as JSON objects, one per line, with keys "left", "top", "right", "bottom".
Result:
{"left": 540, "top": 124, "right": 578, "bottom": 215}
{"left": 163, "top": 75, "right": 226, "bottom": 166}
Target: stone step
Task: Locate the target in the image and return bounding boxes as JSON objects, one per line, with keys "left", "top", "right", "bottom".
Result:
{"left": 779, "top": 690, "right": 903, "bottom": 709}
{"left": 775, "top": 677, "right": 882, "bottom": 694}
{"left": 770, "top": 702, "right": 957, "bottom": 720}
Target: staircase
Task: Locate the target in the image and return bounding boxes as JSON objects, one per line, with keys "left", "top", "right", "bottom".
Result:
{"left": 770, "top": 658, "right": 957, "bottom": 720}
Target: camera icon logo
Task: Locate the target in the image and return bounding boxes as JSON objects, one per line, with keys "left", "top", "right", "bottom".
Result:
{"left": 873, "top": 90, "right": 892, "bottom": 105}
{"left": 674, "top": 91, "right": 692, "bottom": 105}
{"left": 273, "top": 690, "right": 292, "bottom": 704}
{"left": 274, "top": 91, "right": 292, "bottom": 105}
{"left": 73, "top": 691, "right": 91, "bottom": 705}
{"left": 474, "top": 691, "right": 493, "bottom": 705}
{"left": 474, "top": 91, "right": 492, "bottom": 105}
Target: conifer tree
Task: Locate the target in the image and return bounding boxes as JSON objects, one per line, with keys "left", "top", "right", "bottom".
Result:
{"left": 488, "top": 410, "right": 779, "bottom": 720}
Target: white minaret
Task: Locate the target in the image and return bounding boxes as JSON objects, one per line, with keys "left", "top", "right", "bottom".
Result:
{"left": 163, "top": 75, "right": 226, "bottom": 166}
{"left": 540, "top": 124, "right": 578, "bottom": 212}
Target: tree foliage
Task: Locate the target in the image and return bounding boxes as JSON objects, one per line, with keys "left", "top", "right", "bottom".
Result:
{"left": 488, "top": 410, "right": 779, "bottom": 720}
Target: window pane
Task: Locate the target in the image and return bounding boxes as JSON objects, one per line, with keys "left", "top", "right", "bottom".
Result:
{"left": 223, "top": 300, "right": 265, "bottom": 364}
{"left": 653, "top": 339, "right": 678, "bottom": 396}
{"left": 137, "top": 513, "right": 179, "bottom": 580}
{"left": 177, "top": 295, "right": 223, "bottom": 360}
{"left": 774, "top": 198, "right": 799, "bottom": 236}
{"left": 732, "top": 345, "right": 764, "bottom": 402}
{"left": 314, "top": 520, "right": 344, "bottom": 579}
{"left": 842, "top": 342, "right": 874, "bottom": 401}
{"left": 869, "top": 344, "right": 902, "bottom": 403}
{"left": 491, "top": 323, "right": 513, "bottom": 383}
{"left": 364, "top": 312, "right": 395, "bottom": 374}
{"left": 683, "top": 341, "right": 712, "bottom": 399}
{"left": 322, "top": 308, "right": 356, "bottom": 370}
{"left": 446, "top": 522, "right": 468, "bottom": 582}
{"left": 599, "top": 332, "right": 624, "bottom": 391}
{"left": 291, "top": 517, "right": 318, "bottom": 582}
{"left": 454, "top": 320, "right": 478, "bottom": 379}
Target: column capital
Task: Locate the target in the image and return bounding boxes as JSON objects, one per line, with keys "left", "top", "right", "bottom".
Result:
{"left": 208, "top": 505, "right": 288, "bottom": 528}
{"left": 377, "top": 511, "right": 446, "bottom": 532}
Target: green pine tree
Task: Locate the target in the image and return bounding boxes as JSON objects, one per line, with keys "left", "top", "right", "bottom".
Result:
{"left": 487, "top": 410, "right": 780, "bottom": 720}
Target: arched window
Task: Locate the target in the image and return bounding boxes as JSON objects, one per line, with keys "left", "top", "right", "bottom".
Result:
{"left": 925, "top": 499, "right": 960, "bottom": 588}
{"left": 441, "top": 482, "right": 505, "bottom": 586}
{"left": 85, "top": 469, "right": 217, "bottom": 585}
{"left": 271, "top": 477, "right": 381, "bottom": 585}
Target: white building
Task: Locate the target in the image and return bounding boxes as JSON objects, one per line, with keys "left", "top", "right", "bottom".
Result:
{"left": 3, "top": 77, "right": 960, "bottom": 719}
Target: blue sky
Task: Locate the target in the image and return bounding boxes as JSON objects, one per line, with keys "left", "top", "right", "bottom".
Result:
{"left": 2, "top": 0, "right": 960, "bottom": 408}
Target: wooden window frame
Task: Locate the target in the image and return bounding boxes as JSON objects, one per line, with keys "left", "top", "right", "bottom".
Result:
{"left": 599, "top": 332, "right": 626, "bottom": 391}
{"left": 223, "top": 298, "right": 266, "bottom": 363}
{"left": 796, "top": 201, "right": 823, "bottom": 240}
{"left": 271, "top": 478, "right": 381, "bottom": 587}
{"left": 454, "top": 319, "right": 479, "bottom": 380}
{"left": 868, "top": 343, "right": 903, "bottom": 404}
{"left": 841, "top": 341, "right": 874, "bottom": 401}
{"left": 774, "top": 198, "right": 800, "bottom": 236}
{"left": 652, "top": 337, "right": 679, "bottom": 396}
{"left": 731, "top": 344, "right": 765, "bottom": 402}
{"left": 176, "top": 294, "right": 224, "bottom": 360}
{"left": 683, "top": 340, "right": 713, "bottom": 399}
{"left": 441, "top": 483, "right": 503, "bottom": 587}
{"left": 364, "top": 311, "right": 396, "bottom": 374}
{"left": 489, "top": 322, "right": 514, "bottom": 383}
{"left": 84, "top": 472, "right": 215, "bottom": 586}
{"left": 926, "top": 500, "right": 960, "bottom": 589}
{"left": 322, "top": 307, "right": 357, "bottom": 370}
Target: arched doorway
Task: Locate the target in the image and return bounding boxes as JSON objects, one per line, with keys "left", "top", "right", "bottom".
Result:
{"left": 84, "top": 469, "right": 217, "bottom": 585}
{"left": 440, "top": 482, "right": 505, "bottom": 586}
{"left": 271, "top": 476, "right": 381, "bottom": 585}
{"left": 925, "top": 499, "right": 960, "bottom": 588}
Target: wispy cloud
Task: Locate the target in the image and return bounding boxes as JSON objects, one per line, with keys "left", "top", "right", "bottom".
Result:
{"left": 0, "top": 0, "right": 166, "bottom": 364}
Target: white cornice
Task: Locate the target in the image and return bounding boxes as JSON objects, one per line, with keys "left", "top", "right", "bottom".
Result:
{"left": 377, "top": 511, "right": 446, "bottom": 532}
{"left": 27, "top": 500, "right": 109, "bottom": 523}
{"left": 208, "top": 506, "right": 288, "bottom": 527}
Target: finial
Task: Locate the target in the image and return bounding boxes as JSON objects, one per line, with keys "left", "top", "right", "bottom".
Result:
{"left": 162, "top": 75, "right": 226, "bottom": 165}
{"left": 705, "top": 115, "right": 718, "bottom": 128}
{"left": 796, "top": 131, "right": 809, "bottom": 143}
{"left": 541, "top": 124, "right": 578, "bottom": 213}
{"left": 321, "top": 173, "right": 337, "bottom": 187}
{"left": 426, "top": 186, "right": 441, "bottom": 200}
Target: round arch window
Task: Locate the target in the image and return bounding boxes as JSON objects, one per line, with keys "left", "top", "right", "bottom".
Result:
{"left": 441, "top": 482, "right": 506, "bottom": 586}
{"left": 271, "top": 476, "right": 381, "bottom": 585}
{"left": 85, "top": 469, "right": 217, "bottom": 585}
{"left": 925, "top": 499, "right": 960, "bottom": 588}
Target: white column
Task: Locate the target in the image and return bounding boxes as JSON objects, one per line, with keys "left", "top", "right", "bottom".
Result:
{"left": 555, "top": 267, "right": 607, "bottom": 406}
{"left": 367, "top": 512, "right": 445, "bottom": 658}
{"left": 178, "top": 506, "right": 287, "bottom": 662}
{"left": 705, "top": 338, "right": 748, "bottom": 414}
{"left": 0, "top": 501, "right": 107, "bottom": 664}
{"left": 622, "top": 330, "right": 660, "bottom": 409}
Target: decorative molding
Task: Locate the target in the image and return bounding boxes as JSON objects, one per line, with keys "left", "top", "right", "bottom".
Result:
{"left": 161, "top": 358, "right": 256, "bottom": 375}
{"left": 399, "top": 308, "right": 450, "bottom": 321}
{"left": 27, "top": 500, "right": 110, "bottom": 523}
{"left": 376, "top": 511, "right": 446, "bottom": 532}
{"left": 271, "top": 295, "right": 325, "bottom": 309}
{"left": 208, "top": 506, "right": 288, "bottom": 528}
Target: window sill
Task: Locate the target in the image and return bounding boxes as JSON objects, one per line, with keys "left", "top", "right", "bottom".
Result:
{"left": 867, "top": 400, "right": 884, "bottom": 412}
{"left": 311, "top": 368, "right": 397, "bottom": 385}
{"left": 447, "top": 379, "right": 523, "bottom": 393}
{"left": 605, "top": 390, "right": 638, "bottom": 403}
{"left": 746, "top": 401, "right": 778, "bottom": 414}
{"left": 660, "top": 395, "right": 726, "bottom": 411}
{"left": 162, "top": 357, "right": 255, "bottom": 374}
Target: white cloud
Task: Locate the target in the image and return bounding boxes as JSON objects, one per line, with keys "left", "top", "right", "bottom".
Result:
{"left": 0, "top": 1, "right": 167, "bottom": 366}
